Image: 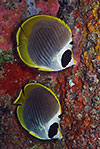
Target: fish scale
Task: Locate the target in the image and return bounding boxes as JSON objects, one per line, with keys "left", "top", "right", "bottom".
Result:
{"left": 35, "top": 29, "right": 51, "bottom": 65}
{"left": 30, "top": 28, "right": 50, "bottom": 66}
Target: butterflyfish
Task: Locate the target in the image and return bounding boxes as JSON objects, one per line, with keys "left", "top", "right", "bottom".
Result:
{"left": 16, "top": 15, "right": 77, "bottom": 71}
{"left": 14, "top": 83, "right": 62, "bottom": 140}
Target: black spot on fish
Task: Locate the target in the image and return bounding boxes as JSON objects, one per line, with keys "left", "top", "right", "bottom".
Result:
{"left": 58, "top": 113, "right": 63, "bottom": 119}
{"left": 61, "top": 50, "right": 72, "bottom": 67}
{"left": 70, "top": 41, "right": 73, "bottom": 45}
{"left": 48, "top": 122, "right": 58, "bottom": 138}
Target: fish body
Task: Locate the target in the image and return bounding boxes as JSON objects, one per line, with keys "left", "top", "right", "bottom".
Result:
{"left": 14, "top": 83, "right": 62, "bottom": 140}
{"left": 16, "top": 15, "right": 76, "bottom": 71}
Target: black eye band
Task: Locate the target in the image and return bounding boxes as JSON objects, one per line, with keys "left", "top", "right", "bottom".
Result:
{"left": 61, "top": 50, "right": 72, "bottom": 67}
{"left": 48, "top": 122, "right": 58, "bottom": 138}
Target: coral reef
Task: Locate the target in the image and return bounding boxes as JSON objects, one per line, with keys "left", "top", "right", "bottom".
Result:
{"left": 26, "top": 0, "right": 41, "bottom": 17}
{"left": 0, "top": 0, "right": 100, "bottom": 148}
{"left": 0, "top": 0, "right": 27, "bottom": 51}
{"left": 0, "top": 62, "right": 39, "bottom": 97}
{"left": 35, "top": 0, "right": 60, "bottom": 16}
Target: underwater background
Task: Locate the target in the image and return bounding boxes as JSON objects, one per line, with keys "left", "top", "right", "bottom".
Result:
{"left": 0, "top": 0, "right": 100, "bottom": 148}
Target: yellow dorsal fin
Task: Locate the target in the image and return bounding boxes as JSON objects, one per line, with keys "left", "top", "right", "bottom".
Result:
{"left": 13, "top": 89, "right": 26, "bottom": 105}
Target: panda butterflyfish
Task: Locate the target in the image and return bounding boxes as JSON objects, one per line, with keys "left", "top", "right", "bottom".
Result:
{"left": 14, "top": 83, "right": 62, "bottom": 140}
{"left": 16, "top": 15, "right": 77, "bottom": 71}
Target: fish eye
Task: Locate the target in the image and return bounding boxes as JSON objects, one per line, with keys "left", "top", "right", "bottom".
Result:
{"left": 70, "top": 41, "right": 73, "bottom": 45}
{"left": 61, "top": 50, "right": 72, "bottom": 67}
{"left": 48, "top": 122, "right": 58, "bottom": 138}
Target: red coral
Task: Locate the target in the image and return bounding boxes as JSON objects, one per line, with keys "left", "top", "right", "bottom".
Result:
{"left": 0, "top": 0, "right": 27, "bottom": 51}
{"left": 74, "top": 10, "right": 80, "bottom": 19}
{"left": 0, "top": 62, "right": 38, "bottom": 97}
{"left": 76, "top": 21, "right": 82, "bottom": 28}
{"left": 73, "top": 76, "right": 83, "bottom": 92}
{"left": 35, "top": 0, "right": 59, "bottom": 16}
{"left": 65, "top": 67, "right": 72, "bottom": 77}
